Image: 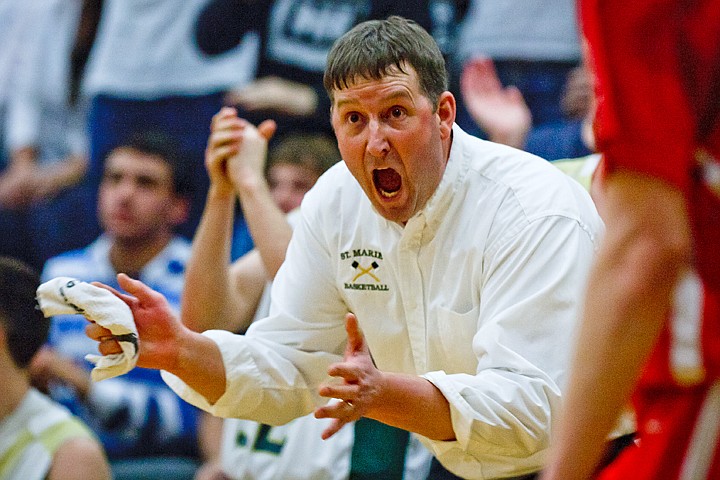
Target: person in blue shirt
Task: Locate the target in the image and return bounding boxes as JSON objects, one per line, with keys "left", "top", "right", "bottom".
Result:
{"left": 31, "top": 132, "right": 201, "bottom": 479}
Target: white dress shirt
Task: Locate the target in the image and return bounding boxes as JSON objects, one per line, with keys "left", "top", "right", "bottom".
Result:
{"left": 163, "top": 124, "right": 604, "bottom": 479}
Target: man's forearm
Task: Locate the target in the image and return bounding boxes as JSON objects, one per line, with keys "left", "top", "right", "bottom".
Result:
{"left": 368, "top": 372, "right": 455, "bottom": 441}
{"left": 235, "top": 176, "right": 293, "bottom": 277}
{"left": 168, "top": 329, "right": 228, "bottom": 404}
{"left": 183, "top": 185, "right": 237, "bottom": 332}
{"left": 543, "top": 173, "right": 692, "bottom": 480}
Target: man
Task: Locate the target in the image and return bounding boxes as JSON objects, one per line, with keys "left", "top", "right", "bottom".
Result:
{"left": 542, "top": 1, "right": 720, "bottom": 479}
{"left": 34, "top": 133, "right": 202, "bottom": 475}
{"left": 0, "top": 256, "right": 111, "bottom": 480}
{"left": 190, "top": 111, "right": 431, "bottom": 479}
{"left": 0, "top": 0, "right": 95, "bottom": 270}
{"left": 88, "top": 17, "right": 602, "bottom": 479}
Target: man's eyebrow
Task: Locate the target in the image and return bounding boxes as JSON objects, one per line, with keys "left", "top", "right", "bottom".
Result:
{"left": 335, "top": 90, "right": 413, "bottom": 110}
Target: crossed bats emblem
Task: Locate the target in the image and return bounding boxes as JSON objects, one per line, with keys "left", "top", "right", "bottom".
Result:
{"left": 351, "top": 260, "right": 380, "bottom": 282}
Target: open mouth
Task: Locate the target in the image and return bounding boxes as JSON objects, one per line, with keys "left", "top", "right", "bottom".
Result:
{"left": 373, "top": 168, "right": 402, "bottom": 198}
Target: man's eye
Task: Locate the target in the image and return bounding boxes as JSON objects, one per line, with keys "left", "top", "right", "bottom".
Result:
{"left": 390, "top": 107, "right": 405, "bottom": 118}
{"left": 348, "top": 113, "right": 361, "bottom": 123}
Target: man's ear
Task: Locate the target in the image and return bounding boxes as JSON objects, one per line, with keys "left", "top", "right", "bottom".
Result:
{"left": 170, "top": 197, "right": 190, "bottom": 228}
{"left": 436, "top": 91, "right": 456, "bottom": 140}
{"left": 0, "top": 322, "right": 7, "bottom": 352}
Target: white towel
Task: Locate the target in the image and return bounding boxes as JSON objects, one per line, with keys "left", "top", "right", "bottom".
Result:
{"left": 36, "top": 277, "right": 139, "bottom": 381}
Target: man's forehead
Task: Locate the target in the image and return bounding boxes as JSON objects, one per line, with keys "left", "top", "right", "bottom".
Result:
{"left": 104, "top": 153, "right": 172, "bottom": 181}
{"left": 332, "top": 66, "right": 420, "bottom": 106}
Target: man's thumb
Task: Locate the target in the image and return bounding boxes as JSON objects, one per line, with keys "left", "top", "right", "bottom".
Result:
{"left": 257, "top": 119, "right": 277, "bottom": 141}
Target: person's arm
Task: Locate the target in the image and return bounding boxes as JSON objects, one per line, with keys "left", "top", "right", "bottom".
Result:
{"left": 182, "top": 123, "right": 253, "bottom": 333}
{"left": 541, "top": 173, "right": 691, "bottom": 480}
{"left": 183, "top": 108, "right": 287, "bottom": 334}
{"left": 32, "top": 153, "right": 88, "bottom": 200}
{"left": 195, "top": 0, "right": 265, "bottom": 55}
{"left": 224, "top": 77, "right": 320, "bottom": 118}
{"left": 48, "top": 437, "right": 111, "bottom": 480}
{"left": 224, "top": 115, "right": 292, "bottom": 278}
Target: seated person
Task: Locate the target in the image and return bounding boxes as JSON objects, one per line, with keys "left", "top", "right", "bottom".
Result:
{"left": 460, "top": 58, "right": 594, "bottom": 160}
{"left": 32, "top": 133, "right": 202, "bottom": 477}
{"left": 0, "top": 256, "right": 111, "bottom": 480}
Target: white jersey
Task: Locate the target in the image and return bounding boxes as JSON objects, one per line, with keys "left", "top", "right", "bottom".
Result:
{"left": 0, "top": 389, "right": 94, "bottom": 480}
{"left": 220, "top": 417, "right": 431, "bottom": 480}
{"left": 82, "top": 0, "right": 258, "bottom": 98}
{"left": 165, "top": 125, "right": 603, "bottom": 478}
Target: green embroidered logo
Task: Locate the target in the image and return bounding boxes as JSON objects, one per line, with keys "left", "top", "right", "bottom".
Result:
{"left": 340, "top": 249, "right": 389, "bottom": 292}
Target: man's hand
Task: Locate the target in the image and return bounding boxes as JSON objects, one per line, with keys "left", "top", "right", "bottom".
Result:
{"left": 315, "top": 313, "right": 384, "bottom": 439}
{"left": 86, "top": 273, "right": 188, "bottom": 372}
{"left": 205, "top": 108, "right": 276, "bottom": 196}
{"left": 225, "top": 76, "right": 318, "bottom": 116}
{"left": 29, "top": 346, "right": 92, "bottom": 398}
{"left": 460, "top": 57, "right": 532, "bottom": 148}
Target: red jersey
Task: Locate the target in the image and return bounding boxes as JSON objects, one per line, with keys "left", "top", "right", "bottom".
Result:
{"left": 582, "top": 0, "right": 720, "bottom": 289}
{"left": 597, "top": 274, "right": 720, "bottom": 479}
{"left": 582, "top": 1, "right": 720, "bottom": 478}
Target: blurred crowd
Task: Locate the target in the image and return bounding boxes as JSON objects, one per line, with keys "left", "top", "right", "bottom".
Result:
{"left": 0, "top": 1, "right": 592, "bottom": 479}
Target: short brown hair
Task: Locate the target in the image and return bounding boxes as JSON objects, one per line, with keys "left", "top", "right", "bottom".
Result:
{"left": 324, "top": 16, "right": 448, "bottom": 110}
{"left": 268, "top": 133, "right": 340, "bottom": 177}
{"left": 0, "top": 257, "right": 48, "bottom": 368}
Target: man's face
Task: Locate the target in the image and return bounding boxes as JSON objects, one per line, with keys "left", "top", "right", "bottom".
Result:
{"left": 98, "top": 148, "right": 186, "bottom": 243}
{"left": 330, "top": 64, "right": 454, "bottom": 224}
{"left": 268, "top": 163, "right": 320, "bottom": 214}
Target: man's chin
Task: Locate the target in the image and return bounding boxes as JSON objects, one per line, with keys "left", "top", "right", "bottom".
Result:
{"left": 372, "top": 202, "right": 413, "bottom": 225}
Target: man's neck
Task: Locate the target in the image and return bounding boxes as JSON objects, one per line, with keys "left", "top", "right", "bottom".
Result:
{"left": 0, "top": 369, "right": 30, "bottom": 421}
{"left": 109, "top": 234, "right": 172, "bottom": 278}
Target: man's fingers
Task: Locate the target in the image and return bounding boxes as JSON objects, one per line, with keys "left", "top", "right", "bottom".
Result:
{"left": 98, "top": 338, "right": 123, "bottom": 355}
{"left": 117, "top": 273, "right": 159, "bottom": 303}
{"left": 325, "top": 363, "right": 359, "bottom": 384}
{"left": 85, "top": 321, "right": 112, "bottom": 340}
{"left": 320, "top": 419, "right": 346, "bottom": 440}
{"left": 257, "top": 119, "right": 277, "bottom": 141}
{"left": 318, "top": 382, "right": 357, "bottom": 400}
{"left": 91, "top": 281, "right": 135, "bottom": 305}
{"left": 86, "top": 322, "right": 122, "bottom": 355}
{"left": 344, "top": 313, "right": 367, "bottom": 355}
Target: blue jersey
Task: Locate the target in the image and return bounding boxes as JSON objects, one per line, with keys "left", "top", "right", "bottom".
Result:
{"left": 41, "top": 235, "right": 199, "bottom": 459}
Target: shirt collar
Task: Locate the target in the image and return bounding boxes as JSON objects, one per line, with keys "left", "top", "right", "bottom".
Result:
{"left": 404, "top": 123, "right": 470, "bottom": 236}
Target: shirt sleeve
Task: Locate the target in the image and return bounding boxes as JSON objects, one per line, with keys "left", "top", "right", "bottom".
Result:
{"left": 163, "top": 201, "right": 349, "bottom": 424}
{"left": 423, "top": 213, "right": 598, "bottom": 477}
{"left": 194, "top": 0, "right": 268, "bottom": 55}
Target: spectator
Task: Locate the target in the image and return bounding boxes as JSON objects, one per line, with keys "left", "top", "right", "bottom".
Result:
{"left": 1, "top": 0, "right": 96, "bottom": 271}
{"left": 195, "top": 0, "right": 466, "bottom": 142}
{"left": 453, "top": 0, "right": 582, "bottom": 138}
{"left": 0, "top": 256, "right": 111, "bottom": 480}
{"left": 542, "top": 1, "right": 720, "bottom": 479}
{"left": 34, "top": 133, "right": 202, "bottom": 479}
{"left": 82, "top": 0, "right": 260, "bottom": 243}
{"left": 190, "top": 109, "right": 432, "bottom": 479}
{"left": 460, "top": 58, "right": 594, "bottom": 160}
{"left": 87, "top": 17, "right": 602, "bottom": 479}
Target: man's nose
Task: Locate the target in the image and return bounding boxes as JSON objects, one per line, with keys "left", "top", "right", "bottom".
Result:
{"left": 366, "top": 119, "right": 390, "bottom": 157}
